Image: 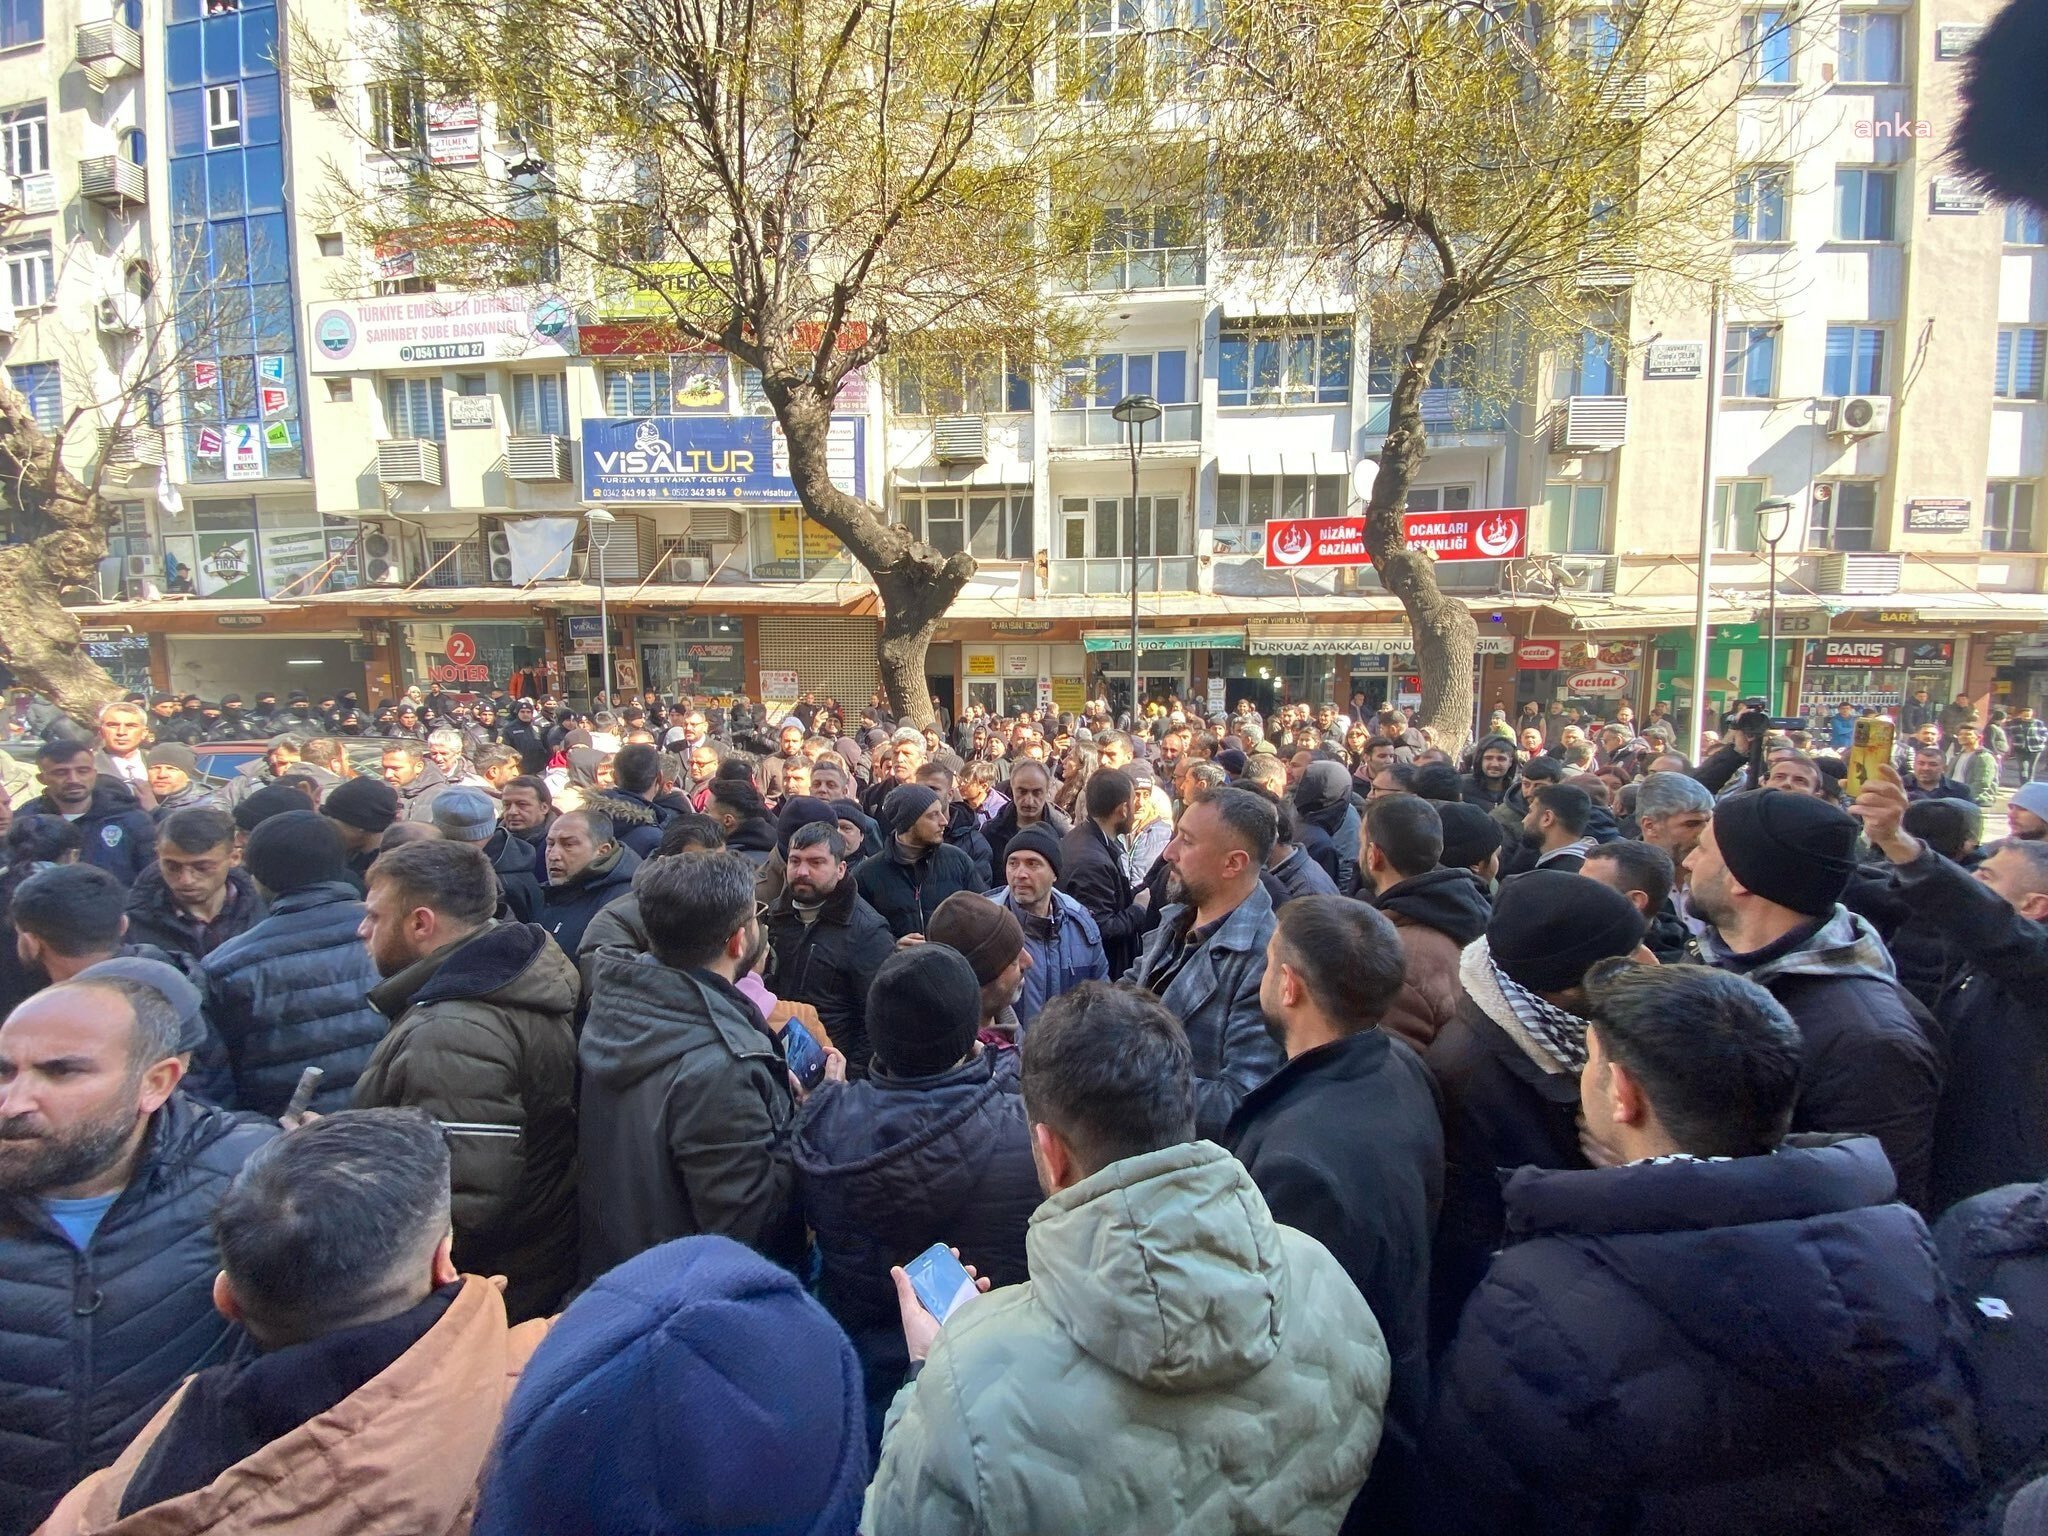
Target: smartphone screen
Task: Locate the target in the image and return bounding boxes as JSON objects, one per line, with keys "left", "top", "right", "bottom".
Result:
{"left": 905, "top": 1243, "right": 978, "bottom": 1322}
{"left": 782, "top": 1021, "right": 827, "bottom": 1090}
{"left": 1847, "top": 717, "right": 1895, "bottom": 799}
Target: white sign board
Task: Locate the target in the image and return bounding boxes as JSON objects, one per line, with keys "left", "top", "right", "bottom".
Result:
{"left": 305, "top": 288, "right": 579, "bottom": 373}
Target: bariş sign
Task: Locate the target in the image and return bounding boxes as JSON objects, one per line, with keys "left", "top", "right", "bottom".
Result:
{"left": 1262, "top": 508, "right": 1527, "bottom": 570}
{"left": 1819, "top": 639, "right": 1889, "bottom": 665}
{"left": 581, "top": 416, "right": 866, "bottom": 503}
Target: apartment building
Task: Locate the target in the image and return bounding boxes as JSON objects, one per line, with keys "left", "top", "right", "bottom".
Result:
{"left": 8, "top": 0, "right": 2044, "bottom": 727}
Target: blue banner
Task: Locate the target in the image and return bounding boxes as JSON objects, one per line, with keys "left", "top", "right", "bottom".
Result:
{"left": 580, "top": 416, "right": 866, "bottom": 503}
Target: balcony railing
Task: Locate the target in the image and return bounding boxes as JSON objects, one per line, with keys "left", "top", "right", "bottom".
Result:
{"left": 79, "top": 157, "right": 145, "bottom": 208}
{"left": 1076, "top": 246, "right": 1206, "bottom": 293}
{"left": 1360, "top": 391, "right": 1509, "bottom": 436}
{"left": 1049, "top": 556, "right": 1198, "bottom": 595}
{"left": 1049, "top": 402, "right": 1199, "bottom": 449}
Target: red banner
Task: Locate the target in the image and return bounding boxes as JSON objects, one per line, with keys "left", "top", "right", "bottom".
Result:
{"left": 1262, "top": 507, "right": 1529, "bottom": 570}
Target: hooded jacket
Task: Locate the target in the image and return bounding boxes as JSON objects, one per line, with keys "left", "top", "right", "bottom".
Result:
{"left": 355, "top": 924, "right": 580, "bottom": 1321}
{"left": 577, "top": 954, "right": 804, "bottom": 1281}
{"left": 33, "top": 1276, "right": 551, "bottom": 1536}
{"left": 941, "top": 800, "right": 995, "bottom": 889}
{"left": 990, "top": 886, "right": 1107, "bottom": 1027}
{"left": 1127, "top": 881, "right": 1284, "bottom": 1140}
{"left": 538, "top": 842, "right": 642, "bottom": 962}
{"left": 0, "top": 1096, "right": 276, "bottom": 1536}
{"left": 122, "top": 866, "right": 266, "bottom": 963}
{"left": 1369, "top": 868, "right": 1493, "bottom": 1051}
{"left": 22, "top": 783, "right": 158, "bottom": 885}
{"left": 201, "top": 881, "right": 387, "bottom": 1117}
{"left": 762, "top": 874, "right": 897, "bottom": 1078}
{"left": 1460, "top": 735, "right": 1521, "bottom": 810}
{"left": 1296, "top": 763, "right": 1362, "bottom": 894}
{"left": 395, "top": 762, "right": 452, "bottom": 823}
{"left": 482, "top": 828, "right": 542, "bottom": 925}
{"left": 1703, "top": 906, "right": 1943, "bottom": 1212}
{"left": 1427, "top": 1137, "right": 1979, "bottom": 1536}
{"left": 862, "top": 1141, "right": 1391, "bottom": 1536}
{"left": 585, "top": 789, "right": 673, "bottom": 860}
{"left": 794, "top": 1050, "right": 1040, "bottom": 1445}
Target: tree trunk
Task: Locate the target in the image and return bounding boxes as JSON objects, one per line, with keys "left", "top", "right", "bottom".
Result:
{"left": 1363, "top": 295, "right": 1480, "bottom": 759}
{"left": 0, "top": 389, "right": 124, "bottom": 723}
{"left": 769, "top": 383, "right": 976, "bottom": 727}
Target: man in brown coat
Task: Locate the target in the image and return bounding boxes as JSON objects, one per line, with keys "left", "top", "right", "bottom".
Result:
{"left": 1361, "top": 794, "right": 1491, "bottom": 1050}
{"left": 35, "top": 1110, "right": 551, "bottom": 1536}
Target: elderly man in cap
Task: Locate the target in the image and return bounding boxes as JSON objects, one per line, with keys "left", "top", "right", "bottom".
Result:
{"left": 143, "top": 743, "right": 219, "bottom": 820}
{"left": 431, "top": 786, "right": 543, "bottom": 923}
{"left": 985, "top": 824, "right": 1105, "bottom": 1030}
{"left": 1687, "top": 789, "right": 1942, "bottom": 1210}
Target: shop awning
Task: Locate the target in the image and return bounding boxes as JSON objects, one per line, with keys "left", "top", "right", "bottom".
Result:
{"left": 1247, "top": 629, "right": 1517, "bottom": 656}
{"left": 1082, "top": 628, "right": 1245, "bottom": 653}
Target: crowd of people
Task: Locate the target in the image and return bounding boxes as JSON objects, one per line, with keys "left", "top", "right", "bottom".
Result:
{"left": 2, "top": 673, "right": 2047, "bottom": 1535}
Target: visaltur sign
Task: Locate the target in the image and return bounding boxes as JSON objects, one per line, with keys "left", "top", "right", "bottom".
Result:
{"left": 580, "top": 417, "right": 867, "bottom": 503}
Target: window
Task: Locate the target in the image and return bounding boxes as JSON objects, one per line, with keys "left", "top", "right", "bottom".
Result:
{"left": 892, "top": 355, "right": 1030, "bottom": 415}
{"left": 1986, "top": 482, "right": 2038, "bottom": 552}
{"left": 1083, "top": 206, "right": 1203, "bottom": 291}
{"left": 1059, "top": 494, "right": 1186, "bottom": 558}
{"left": 602, "top": 362, "right": 673, "bottom": 416}
{"left": 455, "top": 373, "right": 487, "bottom": 397}
{"left": 512, "top": 372, "right": 567, "bottom": 435}
{"left": 1221, "top": 194, "right": 1324, "bottom": 252}
{"left": 1, "top": 102, "right": 46, "bottom": 176}
{"left": 1722, "top": 324, "right": 1779, "bottom": 398}
{"left": 1995, "top": 328, "right": 2046, "bottom": 400}
{"left": 369, "top": 81, "right": 423, "bottom": 153}
{"left": 900, "top": 494, "right": 1032, "bottom": 559}
{"left": 1062, "top": 0, "right": 1207, "bottom": 100}
{"left": 1544, "top": 483, "right": 1607, "bottom": 554}
{"left": 1561, "top": 329, "right": 1619, "bottom": 396}
{"left": 1836, "top": 12, "right": 1902, "bottom": 83}
{"left": 1810, "top": 480, "right": 1878, "bottom": 550}
{"left": 1714, "top": 479, "right": 1768, "bottom": 551}
{"left": 1568, "top": 11, "right": 1623, "bottom": 63}
{"left": 1218, "top": 323, "right": 1352, "bottom": 406}
{"left": 1405, "top": 485, "right": 1474, "bottom": 512}
{"left": 2007, "top": 203, "right": 2046, "bottom": 246}
{"left": 4, "top": 236, "right": 53, "bottom": 309}
{"left": 1824, "top": 325, "right": 1886, "bottom": 395}
{"left": 0, "top": 0, "right": 41, "bottom": 50}
{"left": 385, "top": 376, "right": 445, "bottom": 439}
{"left": 206, "top": 83, "right": 242, "bottom": 147}
{"left": 6, "top": 362, "right": 58, "bottom": 432}
{"left": 1742, "top": 8, "right": 1795, "bottom": 83}
{"left": 1733, "top": 165, "right": 1789, "bottom": 241}
{"left": 1058, "top": 349, "right": 1191, "bottom": 407}
{"left": 1834, "top": 167, "right": 1897, "bottom": 240}
{"left": 1214, "top": 474, "right": 1345, "bottom": 552}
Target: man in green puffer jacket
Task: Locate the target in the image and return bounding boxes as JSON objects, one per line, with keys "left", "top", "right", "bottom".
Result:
{"left": 864, "top": 981, "right": 1391, "bottom": 1536}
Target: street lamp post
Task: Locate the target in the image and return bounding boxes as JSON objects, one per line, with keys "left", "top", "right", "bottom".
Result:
{"left": 585, "top": 508, "right": 616, "bottom": 710}
{"left": 1756, "top": 495, "right": 1796, "bottom": 714}
{"left": 1112, "top": 392, "right": 1161, "bottom": 727}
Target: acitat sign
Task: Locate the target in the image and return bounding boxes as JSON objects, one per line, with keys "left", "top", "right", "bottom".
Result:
{"left": 1263, "top": 508, "right": 1527, "bottom": 569}
{"left": 1566, "top": 670, "right": 1630, "bottom": 696}
{"left": 1516, "top": 639, "right": 1561, "bottom": 669}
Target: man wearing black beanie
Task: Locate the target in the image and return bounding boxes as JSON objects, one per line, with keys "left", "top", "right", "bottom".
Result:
{"left": 1686, "top": 790, "right": 1942, "bottom": 1211}
{"left": 200, "top": 811, "right": 386, "bottom": 1116}
{"left": 854, "top": 782, "right": 981, "bottom": 940}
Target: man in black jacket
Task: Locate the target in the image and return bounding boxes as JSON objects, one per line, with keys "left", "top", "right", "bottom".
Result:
{"left": 431, "top": 788, "right": 543, "bottom": 924}
{"left": 1854, "top": 765, "right": 2048, "bottom": 1212}
{"left": 23, "top": 739, "right": 157, "bottom": 886}
{"left": 539, "top": 808, "right": 642, "bottom": 960}
{"left": 916, "top": 762, "right": 995, "bottom": 890}
{"left": 1688, "top": 790, "right": 1943, "bottom": 1211}
{"left": 982, "top": 759, "right": 1069, "bottom": 874}
{"left": 592, "top": 743, "right": 677, "bottom": 859}
{"left": 123, "top": 806, "right": 265, "bottom": 962}
{"left": 381, "top": 742, "right": 452, "bottom": 823}
{"left": 854, "top": 785, "right": 981, "bottom": 940}
{"left": 765, "top": 822, "right": 896, "bottom": 1077}
{"left": 1428, "top": 961, "right": 1977, "bottom": 1536}
{"left": 1056, "top": 768, "right": 1151, "bottom": 976}
{"left": 1227, "top": 895, "right": 1442, "bottom": 1528}
{"left": 0, "top": 975, "right": 275, "bottom": 1536}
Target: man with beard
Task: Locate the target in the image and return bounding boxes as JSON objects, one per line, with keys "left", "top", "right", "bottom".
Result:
{"left": 983, "top": 758, "right": 1068, "bottom": 873}
{"left": 1057, "top": 768, "right": 1151, "bottom": 977}
{"left": 1362, "top": 793, "right": 1491, "bottom": 1051}
{"left": 763, "top": 821, "right": 896, "bottom": 1077}
{"left": 2010, "top": 780, "right": 2048, "bottom": 842}
{"left": 855, "top": 784, "right": 981, "bottom": 941}
{"left": 988, "top": 825, "right": 1106, "bottom": 1030}
{"left": 1502, "top": 781, "right": 1595, "bottom": 878}
{"left": 24, "top": 739, "right": 157, "bottom": 886}
{"left": 1128, "top": 787, "right": 1283, "bottom": 1139}
{"left": 0, "top": 976, "right": 275, "bottom": 1535}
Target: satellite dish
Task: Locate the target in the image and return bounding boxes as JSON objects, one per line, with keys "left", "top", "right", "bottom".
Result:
{"left": 1351, "top": 458, "right": 1380, "bottom": 503}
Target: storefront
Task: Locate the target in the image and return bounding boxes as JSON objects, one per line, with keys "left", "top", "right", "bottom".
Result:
{"left": 1229, "top": 629, "right": 1513, "bottom": 719}
{"left": 961, "top": 643, "right": 1089, "bottom": 719}
{"left": 1082, "top": 629, "right": 1241, "bottom": 715}
{"left": 1797, "top": 636, "right": 1958, "bottom": 719}
{"left": 81, "top": 629, "right": 153, "bottom": 694}
{"left": 396, "top": 621, "right": 548, "bottom": 700}
{"left": 1651, "top": 623, "right": 1800, "bottom": 723}
{"left": 166, "top": 631, "right": 368, "bottom": 701}
{"left": 1516, "top": 636, "right": 1648, "bottom": 718}
{"left": 637, "top": 614, "right": 746, "bottom": 701}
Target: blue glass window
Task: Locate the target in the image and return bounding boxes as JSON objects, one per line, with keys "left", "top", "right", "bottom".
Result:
{"left": 203, "top": 14, "right": 241, "bottom": 81}
{"left": 1218, "top": 324, "right": 1349, "bottom": 405}
{"left": 171, "top": 158, "right": 207, "bottom": 219}
{"left": 243, "top": 144, "right": 282, "bottom": 212}
{"left": 168, "top": 0, "right": 200, "bottom": 20}
{"left": 206, "top": 149, "right": 245, "bottom": 215}
{"left": 0, "top": 0, "right": 43, "bottom": 49}
{"left": 252, "top": 284, "right": 293, "bottom": 351}
{"left": 209, "top": 218, "right": 247, "bottom": 281}
{"left": 6, "top": 362, "right": 59, "bottom": 433}
{"left": 248, "top": 213, "right": 287, "bottom": 282}
{"left": 216, "top": 290, "right": 254, "bottom": 351}
{"left": 1823, "top": 325, "right": 1885, "bottom": 395}
{"left": 241, "top": 7, "right": 275, "bottom": 72}
{"left": 1154, "top": 349, "right": 1189, "bottom": 404}
{"left": 167, "top": 23, "right": 201, "bottom": 87}
{"left": 243, "top": 73, "right": 280, "bottom": 144}
{"left": 168, "top": 88, "right": 204, "bottom": 153}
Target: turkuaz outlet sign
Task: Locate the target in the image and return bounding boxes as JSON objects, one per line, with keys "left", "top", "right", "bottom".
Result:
{"left": 1263, "top": 507, "right": 1529, "bottom": 570}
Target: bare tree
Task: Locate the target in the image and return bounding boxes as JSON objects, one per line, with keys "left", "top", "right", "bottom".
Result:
{"left": 1208, "top": 0, "right": 1791, "bottom": 751}
{"left": 296, "top": 0, "right": 1145, "bottom": 724}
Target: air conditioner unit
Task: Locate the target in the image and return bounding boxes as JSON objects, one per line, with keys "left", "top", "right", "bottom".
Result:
{"left": 666, "top": 554, "right": 711, "bottom": 582}
{"left": 376, "top": 437, "right": 443, "bottom": 485}
{"left": 95, "top": 294, "right": 142, "bottom": 336}
{"left": 1828, "top": 395, "right": 1892, "bottom": 438}
{"left": 932, "top": 415, "right": 989, "bottom": 464}
{"left": 484, "top": 526, "right": 516, "bottom": 584}
{"left": 1816, "top": 551, "right": 1903, "bottom": 596}
{"left": 504, "top": 433, "right": 571, "bottom": 481}
{"left": 0, "top": 304, "right": 14, "bottom": 337}
{"left": 357, "top": 520, "right": 405, "bottom": 585}
{"left": 122, "top": 552, "right": 161, "bottom": 599}
{"left": 1552, "top": 394, "right": 1630, "bottom": 451}
{"left": 1576, "top": 243, "right": 1639, "bottom": 289}
{"left": 687, "top": 508, "right": 744, "bottom": 543}
{"left": 97, "top": 425, "right": 163, "bottom": 467}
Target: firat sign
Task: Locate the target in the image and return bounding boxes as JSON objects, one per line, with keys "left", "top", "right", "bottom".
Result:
{"left": 1262, "top": 507, "right": 1528, "bottom": 570}
{"left": 1567, "top": 670, "right": 1631, "bottom": 696}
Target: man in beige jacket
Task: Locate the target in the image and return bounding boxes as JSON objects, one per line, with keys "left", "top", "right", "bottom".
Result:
{"left": 36, "top": 1110, "right": 549, "bottom": 1536}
